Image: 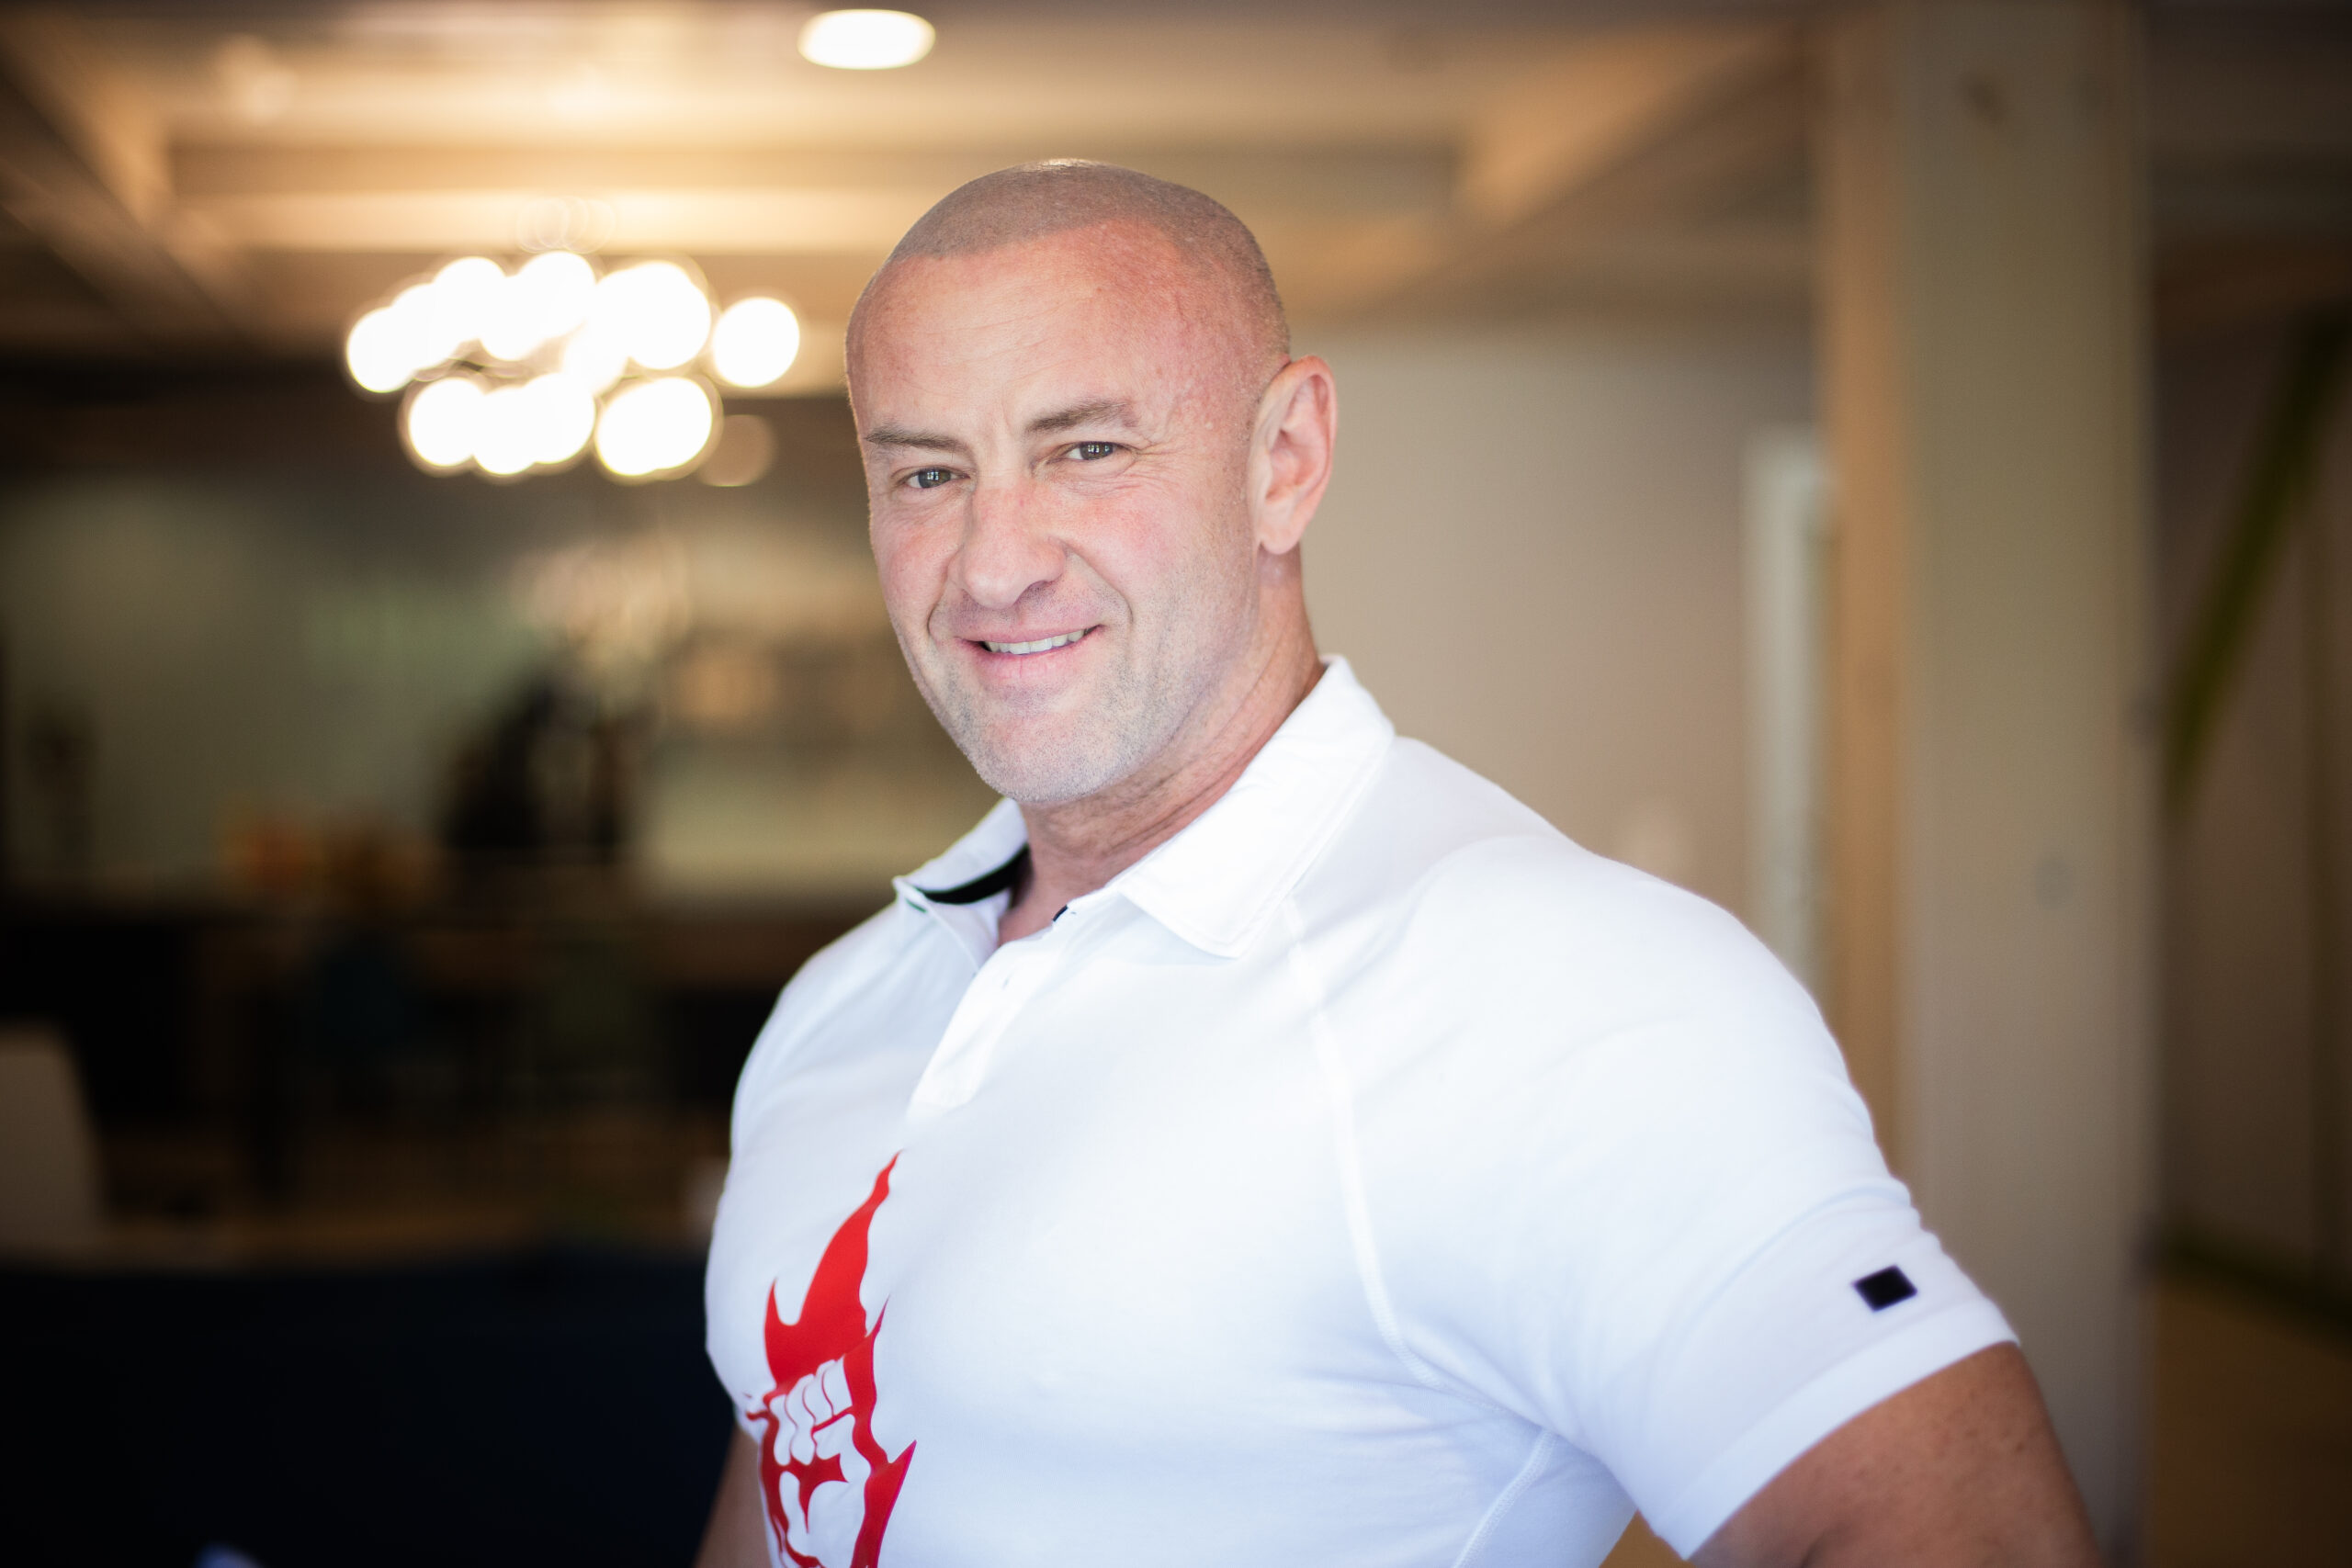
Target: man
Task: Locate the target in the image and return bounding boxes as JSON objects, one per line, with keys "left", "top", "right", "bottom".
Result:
{"left": 698, "top": 162, "right": 2098, "bottom": 1568}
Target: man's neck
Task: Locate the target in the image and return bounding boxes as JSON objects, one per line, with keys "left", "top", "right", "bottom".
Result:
{"left": 998, "top": 625, "right": 1322, "bottom": 945}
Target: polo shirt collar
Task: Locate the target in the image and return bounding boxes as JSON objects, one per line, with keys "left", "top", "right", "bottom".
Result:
{"left": 1113, "top": 657, "right": 1393, "bottom": 957}
{"left": 897, "top": 657, "right": 1394, "bottom": 961}
{"left": 899, "top": 796, "right": 1028, "bottom": 910}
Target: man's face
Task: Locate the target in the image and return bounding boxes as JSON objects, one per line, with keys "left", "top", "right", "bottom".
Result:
{"left": 852, "top": 225, "right": 1268, "bottom": 806}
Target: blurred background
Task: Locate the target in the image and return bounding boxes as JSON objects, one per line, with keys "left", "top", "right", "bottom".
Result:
{"left": 0, "top": 1, "right": 2344, "bottom": 1564}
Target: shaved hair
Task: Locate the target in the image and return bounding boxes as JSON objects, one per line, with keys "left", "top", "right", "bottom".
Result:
{"left": 849, "top": 160, "right": 1291, "bottom": 390}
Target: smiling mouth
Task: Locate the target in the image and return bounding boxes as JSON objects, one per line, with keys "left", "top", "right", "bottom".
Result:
{"left": 978, "top": 628, "right": 1091, "bottom": 656}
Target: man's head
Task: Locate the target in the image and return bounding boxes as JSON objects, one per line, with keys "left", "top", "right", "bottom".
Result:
{"left": 847, "top": 162, "right": 1335, "bottom": 807}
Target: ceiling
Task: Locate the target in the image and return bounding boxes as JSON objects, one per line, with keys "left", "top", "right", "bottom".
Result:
{"left": 0, "top": 2, "right": 2345, "bottom": 378}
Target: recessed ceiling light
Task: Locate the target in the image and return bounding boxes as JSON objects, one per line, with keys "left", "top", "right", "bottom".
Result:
{"left": 798, "top": 9, "right": 934, "bottom": 71}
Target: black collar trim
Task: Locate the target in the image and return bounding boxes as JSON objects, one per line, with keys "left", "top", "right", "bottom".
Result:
{"left": 917, "top": 844, "right": 1029, "bottom": 906}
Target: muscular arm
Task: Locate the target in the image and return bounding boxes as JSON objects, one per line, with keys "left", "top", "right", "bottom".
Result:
{"left": 695, "top": 1348, "right": 2090, "bottom": 1568}
{"left": 695, "top": 1427, "right": 768, "bottom": 1568}
{"left": 1693, "top": 1346, "right": 2099, "bottom": 1568}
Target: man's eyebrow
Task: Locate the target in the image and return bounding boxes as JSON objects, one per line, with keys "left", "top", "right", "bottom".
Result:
{"left": 1027, "top": 400, "right": 1134, "bottom": 435}
{"left": 861, "top": 425, "right": 964, "bottom": 452}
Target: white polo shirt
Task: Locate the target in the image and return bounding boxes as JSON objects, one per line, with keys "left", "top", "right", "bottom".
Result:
{"left": 705, "top": 658, "right": 2012, "bottom": 1568}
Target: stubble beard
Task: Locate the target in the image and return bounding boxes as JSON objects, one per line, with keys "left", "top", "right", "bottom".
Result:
{"left": 900, "top": 564, "right": 1255, "bottom": 809}
{"left": 905, "top": 630, "right": 1189, "bottom": 807}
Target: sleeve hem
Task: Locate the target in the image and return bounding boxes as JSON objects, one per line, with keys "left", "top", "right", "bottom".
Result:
{"left": 1645, "top": 1299, "right": 2018, "bottom": 1557}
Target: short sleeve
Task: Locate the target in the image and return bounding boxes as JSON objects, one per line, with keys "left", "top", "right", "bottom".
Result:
{"left": 1596, "top": 1198, "right": 2013, "bottom": 1551}
{"left": 1332, "top": 839, "right": 2015, "bottom": 1559}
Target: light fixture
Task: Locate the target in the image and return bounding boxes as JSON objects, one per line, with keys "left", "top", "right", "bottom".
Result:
{"left": 346, "top": 281, "right": 456, "bottom": 393}
{"left": 561, "top": 325, "right": 630, "bottom": 395}
{"left": 388, "top": 283, "right": 454, "bottom": 374}
{"left": 479, "top": 251, "right": 598, "bottom": 362}
{"left": 427, "top": 256, "right": 506, "bottom": 358}
{"left": 710, "top": 298, "right": 801, "bottom": 389}
{"left": 477, "top": 299, "right": 546, "bottom": 366}
{"left": 515, "top": 252, "right": 597, "bottom": 340}
{"left": 403, "top": 376, "right": 486, "bottom": 471}
{"left": 594, "top": 377, "right": 718, "bottom": 479}
{"left": 347, "top": 252, "right": 793, "bottom": 481}
{"left": 594, "top": 261, "right": 713, "bottom": 371}
{"left": 345, "top": 306, "right": 419, "bottom": 394}
{"left": 798, "top": 9, "right": 933, "bottom": 70}
{"left": 471, "top": 381, "right": 545, "bottom": 477}
{"left": 521, "top": 374, "right": 599, "bottom": 466}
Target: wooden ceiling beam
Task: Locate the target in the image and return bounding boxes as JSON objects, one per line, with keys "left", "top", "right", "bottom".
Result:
{"left": 1461, "top": 22, "right": 1793, "bottom": 230}
{"left": 173, "top": 142, "right": 1453, "bottom": 211}
{"left": 1352, "top": 26, "right": 1808, "bottom": 320}
{"left": 0, "top": 8, "right": 245, "bottom": 347}
{"left": 168, "top": 141, "right": 1460, "bottom": 266}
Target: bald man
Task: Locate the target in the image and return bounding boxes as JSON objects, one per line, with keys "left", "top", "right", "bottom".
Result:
{"left": 696, "top": 163, "right": 2098, "bottom": 1568}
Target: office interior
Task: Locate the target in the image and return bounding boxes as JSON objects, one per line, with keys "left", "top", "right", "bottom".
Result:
{"left": 0, "top": 2, "right": 2346, "bottom": 1563}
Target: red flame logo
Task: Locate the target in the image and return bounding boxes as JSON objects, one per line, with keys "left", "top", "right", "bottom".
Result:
{"left": 748, "top": 1157, "right": 915, "bottom": 1568}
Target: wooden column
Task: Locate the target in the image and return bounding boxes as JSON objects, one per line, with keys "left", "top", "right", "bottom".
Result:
{"left": 1817, "top": 1, "right": 2153, "bottom": 1550}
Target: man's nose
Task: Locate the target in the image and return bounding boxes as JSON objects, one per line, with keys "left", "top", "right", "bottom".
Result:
{"left": 954, "top": 475, "right": 1064, "bottom": 612}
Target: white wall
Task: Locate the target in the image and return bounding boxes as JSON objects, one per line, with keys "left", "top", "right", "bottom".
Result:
{"left": 0, "top": 457, "right": 986, "bottom": 901}
{"left": 5, "top": 336, "right": 1814, "bottom": 918}
{"left": 1303, "top": 326, "right": 1813, "bottom": 921}
{"left": 0, "top": 472, "right": 549, "bottom": 885}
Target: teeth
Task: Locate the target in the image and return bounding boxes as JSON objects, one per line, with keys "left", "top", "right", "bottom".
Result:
{"left": 982, "top": 630, "right": 1088, "bottom": 656}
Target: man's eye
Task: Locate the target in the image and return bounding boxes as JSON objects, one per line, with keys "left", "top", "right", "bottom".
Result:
{"left": 909, "top": 468, "right": 956, "bottom": 490}
{"left": 1071, "top": 442, "right": 1118, "bottom": 461}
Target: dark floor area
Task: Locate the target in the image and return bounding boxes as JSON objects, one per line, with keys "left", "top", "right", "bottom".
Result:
{"left": 0, "top": 1249, "right": 731, "bottom": 1568}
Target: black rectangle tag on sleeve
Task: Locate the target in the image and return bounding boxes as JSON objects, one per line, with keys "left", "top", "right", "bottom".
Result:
{"left": 1854, "top": 1267, "right": 1917, "bottom": 1311}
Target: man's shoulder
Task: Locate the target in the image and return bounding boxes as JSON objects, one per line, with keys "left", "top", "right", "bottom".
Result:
{"left": 1313, "top": 736, "right": 1731, "bottom": 935}
{"left": 788, "top": 897, "right": 918, "bottom": 1004}
{"left": 729, "top": 898, "right": 933, "bottom": 1112}
{"left": 1306, "top": 737, "right": 1806, "bottom": 1024}
{"left": 1296, "top": 734, "right": 1561, "bottom": 906}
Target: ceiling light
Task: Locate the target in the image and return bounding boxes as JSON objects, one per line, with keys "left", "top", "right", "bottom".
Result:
{"left": 515, "top": 251, "right": 598, "bottom": 342}
{"left": 345, "top": 306, "right": 418, "bottom": 394}
{"left": 477, "top": 252, "right": 595, "bottom": 362}
{"left": 352, "top": 252, "right": 762, "bottom": 481}
{"left": 385, "top": 282, "right": 456, "bottom": 371}
{"left": 709, "top": 298, "right": 801, "bottom": 389}
{"left": 561, "top": 325, "right": 630, "bottom": 394}
{"left": 798, "top": 9, "right": 933, "bottom": 70}
{"left": 477, "top": 286, "right": 548, "bottom": 363}
{"left": 428, "top": 256, "right": 506, "bottom": 355}
{"left": 595, "top": 376, "right": 716, "bottom": 478}
{"left": 404, "top": 376, "right": 486, "bottom": 471}
{"left": 345, "top": 281, "right": 458, "bottom": 389}
{"left": 594, "top": 261, "right": 712, "bottom": 371}
{"left": 472, "top": 382, "right": 543, "bottom": 477}
{"left": 523, "top": 374, "right": 600, "bottom": 466}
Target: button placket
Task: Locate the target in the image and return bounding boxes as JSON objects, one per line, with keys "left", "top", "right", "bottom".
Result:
{"left": 910, "top": 926, "right": 1068, "bottom": 1112}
